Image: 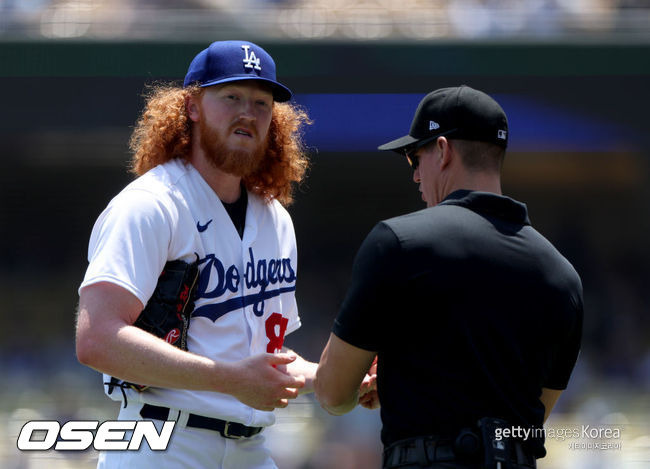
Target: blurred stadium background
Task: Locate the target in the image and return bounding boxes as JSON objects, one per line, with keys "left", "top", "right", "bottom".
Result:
{"left": 1, "top": 0, "right": 649, "bottom": 468}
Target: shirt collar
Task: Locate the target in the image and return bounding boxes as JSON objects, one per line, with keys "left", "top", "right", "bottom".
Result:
{"left": 439, "top": 189, "right": 531, "bottom": 225}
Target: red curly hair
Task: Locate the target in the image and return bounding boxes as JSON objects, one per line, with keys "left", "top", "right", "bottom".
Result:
{"left": 129, "top": 84, "right": 311, "bottom": 206}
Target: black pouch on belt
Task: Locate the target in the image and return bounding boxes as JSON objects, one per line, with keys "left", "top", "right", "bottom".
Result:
{"left": 478, "top": 417, "right": 513, "bottom": 469}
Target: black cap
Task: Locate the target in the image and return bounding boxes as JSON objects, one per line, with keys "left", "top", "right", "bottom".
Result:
{"left": 378, "top": 85, "right": 508, "bottom": 153}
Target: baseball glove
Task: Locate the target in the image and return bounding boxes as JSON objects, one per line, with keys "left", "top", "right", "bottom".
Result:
{"left": 106, "top": 256, "right": 200, "bottom": 405}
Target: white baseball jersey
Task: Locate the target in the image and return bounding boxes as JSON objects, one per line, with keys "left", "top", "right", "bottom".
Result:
{"left": 80, "top": 158, "right": 301, "bottom": 428}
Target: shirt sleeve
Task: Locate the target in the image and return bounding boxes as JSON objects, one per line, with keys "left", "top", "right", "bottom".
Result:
{"left": 543, "top": 281, "right": 584, "bottom": 390}
{"left": 79, "top": 188, "right": 177, "bottom": 306}
{"left": 332, "top": 221, "right": 402, "bottom": 352}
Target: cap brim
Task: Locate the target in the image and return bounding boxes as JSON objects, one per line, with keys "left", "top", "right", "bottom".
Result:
{"left": 378, "top": 128, "right": 460, "bottom": 153}
{"left": 377, "top": 134, "right": 419, "bottom": 153}
{"left": 199, "top": 76, "right": 292, "bottom": 102}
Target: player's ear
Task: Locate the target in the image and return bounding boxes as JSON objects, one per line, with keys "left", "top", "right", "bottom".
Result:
{"left": 186, "top": 94, "right": 201, "bottom": 123}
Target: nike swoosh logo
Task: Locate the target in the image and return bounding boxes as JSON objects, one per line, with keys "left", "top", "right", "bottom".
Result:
{"left": 196, "top": 219, "right": 213, "bottom": 233}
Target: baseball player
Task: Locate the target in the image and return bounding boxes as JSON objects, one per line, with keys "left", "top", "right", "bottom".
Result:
{"left": 76, "top": 41, "right": 318, "bottom": 468}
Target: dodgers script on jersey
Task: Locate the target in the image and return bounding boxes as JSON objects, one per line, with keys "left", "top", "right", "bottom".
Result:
{"left": 80, "top": 158, "right": 300, "bottom": 428}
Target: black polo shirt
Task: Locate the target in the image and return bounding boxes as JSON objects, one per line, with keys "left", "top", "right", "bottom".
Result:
{"left": 333, "top": 190, "right": 583, "bottom": 453}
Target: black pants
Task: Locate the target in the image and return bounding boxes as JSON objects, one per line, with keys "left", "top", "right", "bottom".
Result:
{"left": 382, "top": 435, "right": 536, "bottom": 469}
{"left": 384, "top": 463, "right": 534, "bottom": 469}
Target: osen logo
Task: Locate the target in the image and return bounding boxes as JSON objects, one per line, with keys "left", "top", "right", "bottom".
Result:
{"left": 17, "top": 420, "right": 176, "bottom": 451}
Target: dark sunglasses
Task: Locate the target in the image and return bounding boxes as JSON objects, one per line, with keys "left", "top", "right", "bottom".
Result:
{"left": 403, "top": 131, "right": 457, "bottom": 171}
{"left": 405, "top": 148, "right": 420, "bottom": 170}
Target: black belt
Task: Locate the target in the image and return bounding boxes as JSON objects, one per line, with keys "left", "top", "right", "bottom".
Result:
{"left": 384, "top": 436, "right": 458, "bottom": 468}
{"left": 139, "top": 404, "right": 263, "bottom": 440}
{"left": 383, "top": 435, "right": 536, "bottom": 468}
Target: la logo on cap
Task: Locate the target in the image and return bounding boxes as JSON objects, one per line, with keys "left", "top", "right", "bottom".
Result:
{"left": 242, "top": 45, "right": 262, "bottom": 71}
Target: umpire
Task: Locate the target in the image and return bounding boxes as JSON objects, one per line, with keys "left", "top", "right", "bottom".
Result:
{"left": 314, "top": 85, "right": 583, "bottom": 468}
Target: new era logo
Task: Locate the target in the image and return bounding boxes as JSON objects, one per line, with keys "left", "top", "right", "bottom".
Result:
{"left": 429, "top": 121, "right": 440, "bottom": 131}
{"left": 497, "top": 129, "right": 507, "bottom": 140}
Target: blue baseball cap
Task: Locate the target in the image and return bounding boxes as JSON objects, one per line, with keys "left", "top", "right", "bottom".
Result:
{"left": 183, "top": 40, "right": 292, "bottom": 102}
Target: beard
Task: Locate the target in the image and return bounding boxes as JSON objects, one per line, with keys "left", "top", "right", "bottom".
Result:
{"left": 198, "top": 116, "right": 268, "bottom": 178}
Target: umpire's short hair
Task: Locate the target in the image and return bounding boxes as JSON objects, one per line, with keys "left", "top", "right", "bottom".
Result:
{"left": 450, "top": 139, "right": 505, "bottom": 172}
{"left": 420, "top": 138, "right": 505, "bottom": 173}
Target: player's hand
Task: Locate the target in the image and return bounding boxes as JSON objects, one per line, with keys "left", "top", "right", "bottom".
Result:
{"left": 359, "top": 372, "right": 379, "bottom": 409}
{"left": 358, "top": 355, "right": 379, "bottom": 409}
{"left": 230, "top": 353, "right": 306, "bottom": 411}
{"left": 359, "top": 372, "right": 377, "bottom": 395}
{"left": 368, "top": 355, "right": 377, "bottom": 376}
{"left": 359, "top": 389, "right": 380, "bottom": 409}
